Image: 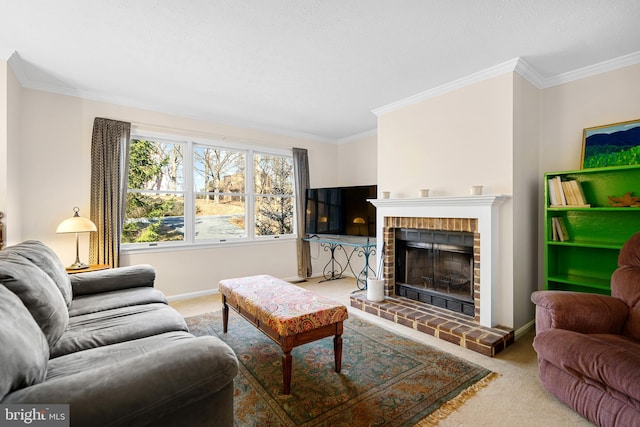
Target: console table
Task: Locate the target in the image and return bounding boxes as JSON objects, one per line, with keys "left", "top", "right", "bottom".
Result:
{"left": 303, "top": 236, "right": 377, "bottom": 290}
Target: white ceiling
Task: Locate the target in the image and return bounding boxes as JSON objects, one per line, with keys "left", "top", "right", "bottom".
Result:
{"left": 1, "top": 0, "right": 640, "bottom": 142}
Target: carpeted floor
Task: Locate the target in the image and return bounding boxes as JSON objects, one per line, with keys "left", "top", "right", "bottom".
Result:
{"left": 185, "top": 310, "right": 496, "bottom": 426}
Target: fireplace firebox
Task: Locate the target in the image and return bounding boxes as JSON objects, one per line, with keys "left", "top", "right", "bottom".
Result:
{"left": 395, "top": 228, "right": 475, "bottom": 317}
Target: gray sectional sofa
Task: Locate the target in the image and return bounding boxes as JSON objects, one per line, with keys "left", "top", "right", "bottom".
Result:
{"left": 0, "top": 240, "right": 238, "bottom": 426}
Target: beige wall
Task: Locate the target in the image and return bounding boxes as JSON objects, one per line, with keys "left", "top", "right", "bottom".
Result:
{"left": 539, "top": 63, "right": 640, "bottom": 173}
{"left": 377, "top": 74, "right": 515, "bottom": 199}
{"left": 14, "top": 88, "right": 341, "bottom": 297}
{"left": 0, "top": 58, "right": 23, "bottom": 246}
{"left": 337, "top": 132, "right": 377, "bottom": 186}
{"left": 0, "top": 59, "right": 6, "bottom": 242}
{"left": 512, "top": 73, "right": 540, "bottom": 329}
{"left": 377, "top": 72, "right": 519, "bottom": 328}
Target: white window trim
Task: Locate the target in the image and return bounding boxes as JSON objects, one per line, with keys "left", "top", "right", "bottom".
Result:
{"left": 122, "top": 130, "right": 297, "bottom": 251}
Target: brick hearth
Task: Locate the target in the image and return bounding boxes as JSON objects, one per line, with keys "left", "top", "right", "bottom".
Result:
{"left": 350, "top": 293, "right": 514, "bottom": 357}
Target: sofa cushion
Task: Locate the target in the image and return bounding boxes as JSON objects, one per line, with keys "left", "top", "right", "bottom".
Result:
{"left": 70, "top": 264, "right": 156, "bottom": 296}
{"left": 46, "top": 331, "right": 195, "bottom": 381}
{"left": 0, "top": 284, "right": 49, "bottom": 400}
{"left": 611, "top": 265, "right": 640, "bottom": 340}
{"left": 0, "top": 240, "right": 72, "bottom": 307}
{"left": 0, "top": 253, "right": 69, "bottom": 348}
{"left": 68, "top": 287, "right": 167, "bottom": 317}
{"left": 534, "top": 328, "right": 640, "bottom": 403}
{"left": 617, "top": 232, "right": 640, "bottom": 268}
{"left": 612, "top": 232, "right": 640, "bottom": 340}
{"left": 51, "top": 303, "right": 188, "bottom": 358}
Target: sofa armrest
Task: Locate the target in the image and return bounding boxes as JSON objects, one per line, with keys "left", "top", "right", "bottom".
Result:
{"left": 70, "top": 264, "right": 156, "bottom": 296}
{"left": 3, "top": 336, "right": 239, "bottom": 426}
{"left": 531, "top": 290, "right": 629, "bottom": 335}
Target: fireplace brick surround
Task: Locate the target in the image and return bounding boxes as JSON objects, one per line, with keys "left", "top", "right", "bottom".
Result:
{"left": 384, "top": 216, "right": 480, "bottom": 319}
{"left": 350, "top": 196, "right": 514, "bottom": 356}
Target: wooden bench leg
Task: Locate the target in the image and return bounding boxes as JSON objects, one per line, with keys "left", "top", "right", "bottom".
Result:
{"left": 282, "top": 336, "right": 294, "bottom": 394}
{"left": 334, "top": 321, "right": 344, "bottom": 373}
{"left": 334, "top": 335, "right": 343, "bottom": 373}
{"left": 282, "top": 350, "right": 293, "bottom": 395}
{"left": 222, "top": 296, "right": 229, "bottom": 333}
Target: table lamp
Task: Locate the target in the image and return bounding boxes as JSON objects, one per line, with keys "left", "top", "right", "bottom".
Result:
{"left": 56, "top": 207, "right": 97, "bottom": 270}
{"left": 353, "top": 217, "right": 366, "bottom": 235}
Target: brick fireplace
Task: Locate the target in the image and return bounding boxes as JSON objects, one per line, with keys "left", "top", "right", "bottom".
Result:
{"left": 349, "top": 195, "right": 514, "bottom": 356}
{"left": 388, "top": 218, "right": 479, "bottom": 318}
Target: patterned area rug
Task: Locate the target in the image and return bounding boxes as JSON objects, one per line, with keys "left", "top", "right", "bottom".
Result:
{"left": 185, "top": 311, "right": 495, "bottom": 426}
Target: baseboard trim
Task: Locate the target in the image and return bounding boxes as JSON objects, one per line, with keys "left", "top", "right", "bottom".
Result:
{"left": 515, "top": 319, "right": 536, "bottom": 341}
{"left": 167, "top": 275, "right": 309, "bottom": 301}
{"left": 166, "top": 289, "right": 217, "bottom": 302}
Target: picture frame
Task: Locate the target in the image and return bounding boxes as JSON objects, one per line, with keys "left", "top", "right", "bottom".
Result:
{"left": 581, "top": 119, "right": 640, "bottom": 169}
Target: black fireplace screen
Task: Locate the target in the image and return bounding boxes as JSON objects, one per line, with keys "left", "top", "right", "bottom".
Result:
{"left": 395, "top": 229, "right": 475, "bottom": 316}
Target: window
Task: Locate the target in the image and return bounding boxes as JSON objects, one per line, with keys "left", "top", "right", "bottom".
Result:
{"left": 122, "top": 133, "right": 295, "bottom": 248}
{"left": 254, "top": 153, "right": 295, "bottom": 236}
{"left": 123, "top": 139, "right": 185, "bottom": 244}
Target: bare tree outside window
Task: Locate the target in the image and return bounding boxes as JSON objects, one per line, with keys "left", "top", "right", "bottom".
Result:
{"left": 122, "top": 136, "right": 295, "bottom": 247}
{"left": 254, "top": 153, "right": 294, "bottom": 236}
{"left": 194, "top": 146, "right": 247, "bottom": 240}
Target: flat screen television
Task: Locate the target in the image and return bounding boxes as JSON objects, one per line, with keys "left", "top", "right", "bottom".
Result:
{"left": 305, "top": 185, "right": 377, "bottom": 237}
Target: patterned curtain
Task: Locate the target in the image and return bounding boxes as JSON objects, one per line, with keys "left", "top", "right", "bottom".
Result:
{"left": 89, "top": 118, "right": 131, "bottom": 267}
{"left": 293, "top": 147, "right": 312, "bottom": 278}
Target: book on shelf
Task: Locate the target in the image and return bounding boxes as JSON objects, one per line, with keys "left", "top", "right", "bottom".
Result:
{"left": 554, "top": 176, "right": 567, "bottom": 205}
{"left": 571, "top": 180, "right": 588, "bottom": 205}
{"left": 551, "top": 217, "right": 569, "bottom": 242}
{"left": 548, "top": 177, "right": 590, "bottom": 207}
{"left": 561, "top": 181, "right": 576, "bottom": 205}
{"left": 547, "top": 178, "right": 559, "bottom": 206}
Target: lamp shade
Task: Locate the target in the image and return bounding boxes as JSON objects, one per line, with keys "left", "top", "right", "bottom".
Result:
{"left": 56, "top": 207, "right": 97, "bottom": 234}
{"left": 353, "top": 217, "right": 366, "bottom": 224}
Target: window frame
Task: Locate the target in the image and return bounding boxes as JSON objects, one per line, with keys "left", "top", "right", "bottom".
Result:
{"left": 122, "top": 130, "right": 297, "bottom": 252}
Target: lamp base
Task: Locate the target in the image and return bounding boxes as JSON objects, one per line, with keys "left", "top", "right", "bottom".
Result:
{"left": 67, "top": 262, "right": 90, "bottom": 270}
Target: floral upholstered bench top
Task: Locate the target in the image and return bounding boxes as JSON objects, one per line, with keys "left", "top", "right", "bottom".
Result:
{"left": 219, "top": 275, "right": 348, "bottom": 337}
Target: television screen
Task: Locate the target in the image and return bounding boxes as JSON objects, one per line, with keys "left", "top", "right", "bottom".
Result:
{"left": 305, "top": 185, "right": 377, "bottom": 237}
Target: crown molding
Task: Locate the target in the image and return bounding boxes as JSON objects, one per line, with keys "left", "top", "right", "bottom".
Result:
{"left": 0, "top": 48, "right": 15, "bottom": 61}
{"left": 6, "top": 47, "right": 640, "bottom": 140}
{"left": 372, "top": 58, "right": 522, "bottom": 116}
{"left": 7, "top": 54, "right": 338, "bottom": 144}
{"left": 373, "top": 51, "right": 640, "bottom": 116}
{"left": 371, "top": 57, "right": 552, "bottom": 117}
{"left": 539, "top": 50, "right": 640, "bottom": 88}
{"left": 513, "top": 58, "right": 545, "bottom": 88}
{"left": 336, "top": 128, "right": 377, "bottom": 145}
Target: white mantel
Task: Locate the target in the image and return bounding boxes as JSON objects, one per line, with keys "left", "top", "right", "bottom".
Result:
{"left": 370, "top": 195, "right": 510, "bottom": 327}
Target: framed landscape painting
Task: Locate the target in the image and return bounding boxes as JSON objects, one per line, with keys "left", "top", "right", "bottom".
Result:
{"left": 581, "top": 119, "right": 640, "bottom": 169}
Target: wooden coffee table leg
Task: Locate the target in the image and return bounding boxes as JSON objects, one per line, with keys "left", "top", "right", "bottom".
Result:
{"left": 222, "top": 296, "right": 229, "bottom": 333}
{"left": 334, "top": 322, "right": 343, "bottom": 373}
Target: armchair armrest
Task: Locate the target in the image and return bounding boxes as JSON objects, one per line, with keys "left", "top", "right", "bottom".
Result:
{"left": 70, "top": 264, "right": 156, "bottom": 296}
{"left": 3, "top": 336, "right": 238, "bottom": 426}
{"left": 531, "top": 290, "right": 628, "bottom": 335}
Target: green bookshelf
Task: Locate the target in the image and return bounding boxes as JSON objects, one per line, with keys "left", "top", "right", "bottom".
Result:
{"left": 544, "top": 164, "right": 640, "bottom": 295}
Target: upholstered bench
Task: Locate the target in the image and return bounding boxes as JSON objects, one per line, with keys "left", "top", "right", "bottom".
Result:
{"left": 219, "top": 275, "right": 348, "bottom": 394}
